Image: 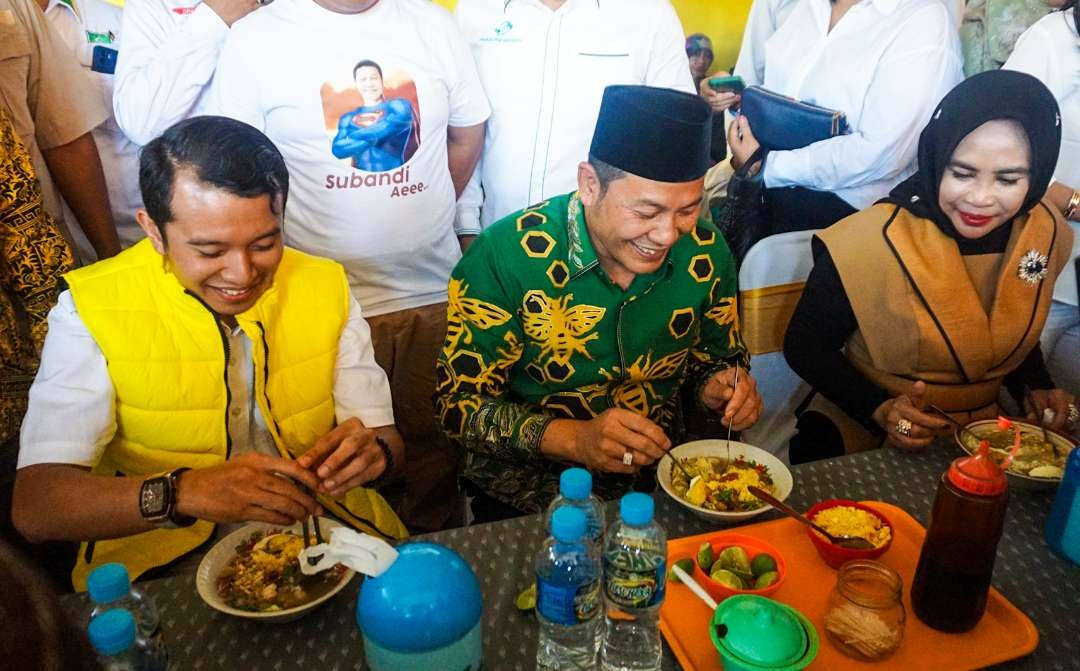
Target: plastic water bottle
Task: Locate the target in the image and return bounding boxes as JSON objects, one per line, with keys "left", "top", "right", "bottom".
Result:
{"left": 88, "top": 563, "right": 161, "bottom": 642}
{"left": 88, "top": 608, "right": 168, "bottom": 671}
{"left": 536, "top": 506, "right": 602, "bottom": 670}
{"left": 1046, "top": 444, "right": 1080, "bottom": 565}
{"left": 545, "top": 467, "right": 606, "bottom": 544}
{"left": 601, "top": 493, "right": 667, "bottom": 671}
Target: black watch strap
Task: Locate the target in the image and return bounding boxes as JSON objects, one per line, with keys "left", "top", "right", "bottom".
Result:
{"left": 165, "top": 467, "right": 197, "bottom": 528}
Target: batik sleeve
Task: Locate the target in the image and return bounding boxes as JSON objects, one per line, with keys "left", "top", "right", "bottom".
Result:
{"left": 435, "top": 234, "right": 553, "bottom": 462}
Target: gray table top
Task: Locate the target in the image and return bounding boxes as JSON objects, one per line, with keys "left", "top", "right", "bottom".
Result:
{"left": 67, "top": 446, "right": 1080, "bottom": 671}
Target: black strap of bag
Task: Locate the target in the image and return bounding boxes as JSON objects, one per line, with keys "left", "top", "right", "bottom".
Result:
{"left": 716, "top": 147, "right": 768, "bottom": 266}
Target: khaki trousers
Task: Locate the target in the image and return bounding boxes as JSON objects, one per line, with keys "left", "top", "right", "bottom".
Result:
{"left": 366, "top": 302, "right": 463, "bottom": 533}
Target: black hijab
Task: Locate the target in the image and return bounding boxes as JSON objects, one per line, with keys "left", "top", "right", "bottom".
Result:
{"left": 883, "top": 70, "right": 1062, "bottom": 250}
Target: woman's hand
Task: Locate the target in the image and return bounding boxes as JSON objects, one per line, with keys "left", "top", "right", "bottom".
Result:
{"left": 699, "top": 72, "right": 741, "bottom": 113}
{"left": 872, "top": 381, "right": 949, "bottom": 450}
{"left": 1024, "top": 388, "right": 1078, "bottom": 433}
{"left": 727, "top": 115, "right": 762, "bottom": 173}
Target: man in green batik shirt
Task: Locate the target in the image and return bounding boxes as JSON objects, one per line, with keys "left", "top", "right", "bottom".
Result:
{"left": 436, "top": 86, "right": 763, "bottom": 521}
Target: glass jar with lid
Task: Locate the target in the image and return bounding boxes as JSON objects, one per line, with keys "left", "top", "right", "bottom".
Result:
{"left": 824, "top": 559, "right": 905, "bottom": 661}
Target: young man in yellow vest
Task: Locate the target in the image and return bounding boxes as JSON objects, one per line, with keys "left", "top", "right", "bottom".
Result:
{"left": 12, "top": 116, "right": 408, "bottom": 591}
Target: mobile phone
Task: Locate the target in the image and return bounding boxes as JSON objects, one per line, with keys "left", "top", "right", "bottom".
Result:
{"left": 91, "top": 45, "right": 118, "bottom": 75}
{"left": 708, "top": 75, "right": 745, "bottom": 94}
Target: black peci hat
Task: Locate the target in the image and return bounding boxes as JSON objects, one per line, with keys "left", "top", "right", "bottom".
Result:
{"left": 589, "top": 85, "right": 712, "bottom": 183}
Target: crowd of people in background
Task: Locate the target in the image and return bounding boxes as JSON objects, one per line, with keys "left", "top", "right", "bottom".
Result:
{"left": 0, "top": 0, "right": 1076, "bottom": 614}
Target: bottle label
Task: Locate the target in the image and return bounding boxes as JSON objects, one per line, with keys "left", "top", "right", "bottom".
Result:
{"left": 603, "top": 555, "right": 666, "bottom": 609}
{"left": 537, "top": 576, "right": 600, "bottom": 626}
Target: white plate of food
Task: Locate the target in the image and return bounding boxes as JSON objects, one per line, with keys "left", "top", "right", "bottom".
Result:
{"left": 955, "top": 418, "right": 1076, "bottom": 491}
{"left": 196, "top": 518, "right": 355, "bottom": 623}
{"left": 657, "top": 440, "right": 794, "bottom": 524}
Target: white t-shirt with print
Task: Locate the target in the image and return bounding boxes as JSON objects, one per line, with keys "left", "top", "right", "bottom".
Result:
{"left": 205, "top": 0, "right": 491, "bottom": 317}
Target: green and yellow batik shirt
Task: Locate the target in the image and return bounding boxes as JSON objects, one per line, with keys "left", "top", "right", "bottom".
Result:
{"left": 436, "top": 192, "right": 747, "bottom": 512}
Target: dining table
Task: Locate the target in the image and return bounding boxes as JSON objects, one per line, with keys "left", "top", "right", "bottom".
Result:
{"left": 63, "top": 444, "right": 1080, "bottom": 670}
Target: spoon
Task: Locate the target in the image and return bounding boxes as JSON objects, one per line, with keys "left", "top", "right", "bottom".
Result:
{"left": 927, "top": 404, "right": 982, "bottom": 445}
{"left": 725, "top": 363, "right": 740, "bottom": 466}
{"left": 672, "top": 564, "right": 730, "bottom": 642}
{"left": 671, "top": 563, "right": 718, "bottom": 611}
{"left": 665, "top": 447, "right": 697, "bottom": 482}
{"left": 747, "top": 486, "right": 877, "bottom": 551}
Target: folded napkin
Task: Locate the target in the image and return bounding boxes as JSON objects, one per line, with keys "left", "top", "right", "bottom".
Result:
{"left": 298, "top": 527, "right": 398, "bottom": 577}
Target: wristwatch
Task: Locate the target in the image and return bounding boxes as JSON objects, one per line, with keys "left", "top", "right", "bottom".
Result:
{"left": 139, "top": 468, "right": 197, "bottom": 528}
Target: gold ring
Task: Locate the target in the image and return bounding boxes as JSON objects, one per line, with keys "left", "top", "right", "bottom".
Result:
{"left": 896, "top": 418, "right": 912, "bottom": 436}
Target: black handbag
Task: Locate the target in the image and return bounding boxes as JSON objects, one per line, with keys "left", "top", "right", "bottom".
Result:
{"left": 716, "top": 147, "right": 768, "bottom": 265}
{"left": 739, "top": 86, "right": 849, "bottom": 151}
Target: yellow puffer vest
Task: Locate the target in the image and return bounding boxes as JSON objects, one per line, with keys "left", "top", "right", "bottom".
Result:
{"left": 65, "top": 240, "right": 407, "bottom": 591}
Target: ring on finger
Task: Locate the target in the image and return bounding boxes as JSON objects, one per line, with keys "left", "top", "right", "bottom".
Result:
{"left": 622, "top": 451, "right": 634, "bottom": 466}
{"left": 1068, "top": 403, "right": 1079, "bottom": 427}
{"left": 895, "top": 418, "right": 912, "bottom": 437}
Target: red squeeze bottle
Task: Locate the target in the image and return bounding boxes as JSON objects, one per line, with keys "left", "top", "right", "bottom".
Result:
{"left": 910, "top": 440, "right": 1009, "bottom": 632}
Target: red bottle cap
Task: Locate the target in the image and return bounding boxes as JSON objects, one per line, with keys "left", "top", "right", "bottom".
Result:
{"left": 948, "top": 440, "right": 1007, "bottom": 496}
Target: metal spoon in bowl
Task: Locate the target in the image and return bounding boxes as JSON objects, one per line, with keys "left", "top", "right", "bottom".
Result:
{"left": 747, "top": 486, "right": 877, "bottom": 551}
{"left": 927, "top": 403, "right": 982, "bottom": 446}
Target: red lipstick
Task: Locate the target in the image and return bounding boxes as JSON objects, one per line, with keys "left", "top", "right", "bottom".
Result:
{"left": 959, "top": 212, "right": 992, "bottom": 227}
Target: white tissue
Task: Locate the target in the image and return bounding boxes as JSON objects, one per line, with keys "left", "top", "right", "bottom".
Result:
{"left": 298, "top": 527, "right": 398, "bottom": 577}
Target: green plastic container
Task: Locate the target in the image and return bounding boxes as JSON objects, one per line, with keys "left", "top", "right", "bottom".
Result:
{"left": 709, "top": 595, "right": 819, "bottom": 671}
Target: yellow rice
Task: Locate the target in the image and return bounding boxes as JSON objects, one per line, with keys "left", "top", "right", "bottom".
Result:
{"left": 812, "top": 506, "right": 891, "bottom": 548}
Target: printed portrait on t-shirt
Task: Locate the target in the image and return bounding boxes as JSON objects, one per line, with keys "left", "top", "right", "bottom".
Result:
{"left": 321, "top": 60, "right": 422, "bottom": 172}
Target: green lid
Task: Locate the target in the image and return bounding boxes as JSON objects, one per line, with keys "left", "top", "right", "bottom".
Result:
{"left": 711, "top": 595, "right": 808, "bottom": 667}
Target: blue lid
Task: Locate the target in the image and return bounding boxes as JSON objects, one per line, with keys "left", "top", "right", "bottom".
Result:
{"left": 357, "top": 542, "right": 483, "bottom": 653}
{"left": 87, "top": 563, "right": 130, "bottom": 604}
{"left": 559, "top": 468, "right": 592, "bottom": 500}
{"left": 620, "top": 493, "right": 654, "bottom": 526}
{"left": 88, "top": 609, "right": 136, "bottom": 656}
{"left": 552, "top": 506, "right": 586, "bottom": 543}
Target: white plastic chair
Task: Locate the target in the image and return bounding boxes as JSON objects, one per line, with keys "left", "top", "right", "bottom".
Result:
{"left": 736, "top": 230, "right": 816, "bottom": 463}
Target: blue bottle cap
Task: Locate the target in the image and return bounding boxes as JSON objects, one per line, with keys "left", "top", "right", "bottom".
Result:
{"left": 559, "top": 468, "right": 593, "bottom": 500}
{"left": 88, "top": 608, "right": 136, "bottom": 656}
{"left": 620, "top": 493, "right": 655, "bottom": 526}
{"left": 87, "top": 563, "right": 131, "bottom": 604}
{"left": 356, "top": 542, "right": 483, "bottom": 653}
{"left": 551, "top": 506, "right": 587, "bottom": 543}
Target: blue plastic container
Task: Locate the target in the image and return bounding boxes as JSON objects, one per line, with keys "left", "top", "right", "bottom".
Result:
{"left": 1046, "top": 445, "right": 1080, "bottom": 565}
{"left": 356, "top": 542, "right": 483, "bottom": 670}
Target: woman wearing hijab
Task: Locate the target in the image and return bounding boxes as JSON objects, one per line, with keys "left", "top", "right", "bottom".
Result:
{"left": 783, "top": 70, "right": 1077, "bottom": 462}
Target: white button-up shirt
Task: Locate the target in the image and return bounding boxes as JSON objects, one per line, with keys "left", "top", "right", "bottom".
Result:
{"left": 747, "top": 0, "right": 962, "bottom": 209}
{"left": 454, "top": 0, "right": 694, "bottom": 232}
{"left": 1005, "top": 11, "right": 1080, "bottom": 306}
{"left": 113, "top": 0, "right": 232, "bottom": 146}
{"left": 735, "top": 0, "right": 962, "bottom": 87}
{"left": 43, "top": 0, "right": 145, "bottom": 247}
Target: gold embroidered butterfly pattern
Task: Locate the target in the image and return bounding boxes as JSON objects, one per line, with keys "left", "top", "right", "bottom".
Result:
{"left": 444, "top": 278, "right": 513, "bottom": 355}
{"left": 705, "top": 294, "right": 741, "bottom": 349}
{"left": 584, "top": 350, "right": 688, "bottom": 416}
{"left": 521, "top": 290, "right": 606, "bottom": 366}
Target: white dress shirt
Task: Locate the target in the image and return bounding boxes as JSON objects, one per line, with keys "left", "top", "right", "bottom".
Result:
{"left": 113, "top": 0, "right": 232, "bottom": 146}
{"left": 18, "top": 291, "right": 395, "bottom": 469}
{"left": 756, "top": 0, "right": 962, "bottom": 209}
{"left": 735, "top": 0, "right": 962, "bottom": 88}
{"left": 733, "top": 0, "right": 799, "bottom": 88}
{"left": 454, "top": 0, "right": 694, "bottom": 232}
{"left": 43, "top": 0, "right": 145, "bottom": 247}
{"left": 1005, "top": 10, "right": 1080, "bottom": 306}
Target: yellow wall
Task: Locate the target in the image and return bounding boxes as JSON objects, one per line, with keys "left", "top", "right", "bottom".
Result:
{"left": 431, "top": 0, "right": 753, "bottom": 72}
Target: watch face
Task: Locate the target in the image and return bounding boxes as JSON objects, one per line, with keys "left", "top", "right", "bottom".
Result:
{"left": 140, "top": 479, "right": 168, "bottom": 517}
